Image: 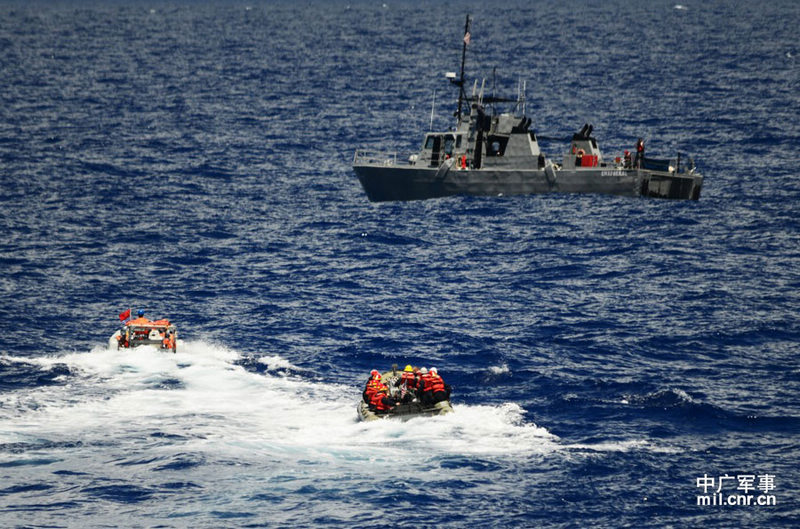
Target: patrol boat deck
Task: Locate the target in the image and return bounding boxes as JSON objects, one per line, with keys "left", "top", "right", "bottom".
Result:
{"left": 353, "top": 16, "right": 703, "bottom": 202}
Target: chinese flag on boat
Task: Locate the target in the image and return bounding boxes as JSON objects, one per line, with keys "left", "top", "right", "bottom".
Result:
{"left": 119, "top": 308, "right": 131, "bottom": 321}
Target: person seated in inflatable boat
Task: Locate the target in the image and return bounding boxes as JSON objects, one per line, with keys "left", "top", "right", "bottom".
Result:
{"left": 418, "top": 367, "right": 451, "bottom": 406}
{"left": 363, "top": 370, "right": 383, "bottom": 402}
{"left": 368, "top": 385, "right": 397, "bottom": 414}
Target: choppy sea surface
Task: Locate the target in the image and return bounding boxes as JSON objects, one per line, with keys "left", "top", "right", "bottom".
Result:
{"left": 1, "top": 0, "right": 799, "bottom": 527}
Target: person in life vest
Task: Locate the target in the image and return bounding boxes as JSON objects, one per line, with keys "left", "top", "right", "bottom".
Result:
{"left": 363, "top": 370, "right": 383, "bottom": 403}
{"left": 399, "top": 365, "right": 418, "bottom": 389}
{"left": 419, "top": 367, "right": 451, "bottom": 405}
{"left": 417, "top": 367, "right": 432, "bottom": 401}
{"left": 128, "top": 309, "right": 150, "bottom": 326}
{"left": 120, "top": 309, "right": 152, "bottom": 344}
{"left": 368, "top": 385, "right": 396, "bottom": 413}
{"left": 624, "top": 150, "right": 632, "bottom": 169}
{"left": 162, "top": 329, "right": 176, "bottom": 351}
{"left": 398, "top": 364, "right": 418, "bottom": 403}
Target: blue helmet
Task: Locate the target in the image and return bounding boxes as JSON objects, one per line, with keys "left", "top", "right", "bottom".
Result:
{"left": 137, "top": 309, "right": 145, "bottom": 317}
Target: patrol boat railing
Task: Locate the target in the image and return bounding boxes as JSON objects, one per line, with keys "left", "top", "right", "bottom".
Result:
{"left": 353, "top": 149, "right": 406, "bottom": 167}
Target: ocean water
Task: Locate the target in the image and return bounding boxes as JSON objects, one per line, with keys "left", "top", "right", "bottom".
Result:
{"left": 1, "top": 0, "right": 799, "bottom": 527}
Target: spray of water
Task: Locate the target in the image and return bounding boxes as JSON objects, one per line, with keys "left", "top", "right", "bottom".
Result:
{"left": 0, "top": 342, "right": 560, "bottom": 466}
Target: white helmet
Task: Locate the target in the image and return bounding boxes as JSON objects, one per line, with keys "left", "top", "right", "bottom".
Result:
{"left": 420, "top": 367, "right": 428, "bottom": 374}
{"left": 430, "top": 367, "right": 438, "bottom": 375}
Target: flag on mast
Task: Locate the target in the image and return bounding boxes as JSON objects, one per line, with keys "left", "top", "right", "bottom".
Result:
{"left": 119, "top": 308, "right": 131, "bottom": 321}
{"left": 463, "top": 31, "right": 470, "bottom": 45}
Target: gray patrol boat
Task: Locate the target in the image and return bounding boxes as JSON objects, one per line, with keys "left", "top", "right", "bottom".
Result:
{"left": 353, "top": 16, "right": 703, "bottom": 202}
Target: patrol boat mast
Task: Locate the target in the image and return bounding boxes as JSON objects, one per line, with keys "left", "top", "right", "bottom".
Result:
{"left": 453, "top": 14, "right": 471, "bottom": 123}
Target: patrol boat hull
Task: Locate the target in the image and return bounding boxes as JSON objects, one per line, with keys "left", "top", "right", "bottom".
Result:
{"left": 354, "top": 164, "right": 702, "bottom": 202}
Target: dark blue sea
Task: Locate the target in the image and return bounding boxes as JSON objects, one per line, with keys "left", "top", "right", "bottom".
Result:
{"left": 1, "top": 0, "right": 799, "bottom": 527}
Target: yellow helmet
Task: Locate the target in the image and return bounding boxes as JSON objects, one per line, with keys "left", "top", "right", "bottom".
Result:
{"left": 404, "top": 365, "right": 413, "bottom": 372}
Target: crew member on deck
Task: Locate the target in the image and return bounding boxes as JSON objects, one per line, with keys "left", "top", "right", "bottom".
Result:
{"left": 634, "top": 138, "right": 644, "bottom": 168}
{"left": 624, "top": 150, "right": 631, "bottom": 169}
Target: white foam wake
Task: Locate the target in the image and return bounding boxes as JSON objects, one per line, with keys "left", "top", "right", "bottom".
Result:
{"left": 0, "top": 343, "right": 558, "bottom": 465}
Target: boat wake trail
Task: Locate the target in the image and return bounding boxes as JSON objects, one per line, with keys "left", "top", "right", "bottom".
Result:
{"left": 0, "top": 344, "right": 558, "bottom": 469}
{"left": 0, "top": 345, "right": 686, "bottom": 528}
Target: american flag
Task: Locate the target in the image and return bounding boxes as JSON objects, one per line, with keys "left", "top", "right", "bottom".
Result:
{"left": 463, "top": 31, "right": 470, "bottom": 45}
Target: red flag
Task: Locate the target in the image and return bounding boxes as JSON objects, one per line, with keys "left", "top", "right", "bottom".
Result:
{"left": 119, "top": 308, "right": 131, "bottom": 321}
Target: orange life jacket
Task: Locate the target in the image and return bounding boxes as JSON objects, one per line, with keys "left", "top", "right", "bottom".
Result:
{"left": 369, "top": 390, "right": 392, "bottom": 411}
{"left": 400, "top": 371, "right": 417, "bottom": 389}
{"left": 427, "top": 374, "right": 445, "bottom": 393}
{"left": 364, "top": 379, "right": 384, "bottom": 400}
{"left": 418, "top": 373, "right": 433, "bottom": 391}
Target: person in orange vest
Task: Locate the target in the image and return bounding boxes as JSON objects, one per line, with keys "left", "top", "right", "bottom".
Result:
{"left": 417, "top": 367, "right": 432, "bottom": 401}
{"left": 128, "top": 309, "right": 150, "bottom": 326}
{"left": 399, "top": 365, "right": 417, "bottom": 388}
{"left": 363, "top": 370, "right": 383, "bottom": 403}
{"left": 125, "top": 309, "right": 152, "bottom": 344}
{"left": 398, "top": 364, "right": 418, "bottom": 403}
{"left": 419, "top": 367, "right": 451, "bottom": 405}
{"left": 162, "top": 329, "right": 176, "bottom": 351}
{"left": 368, "top": 385, "right": 396, "bottom": 413}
